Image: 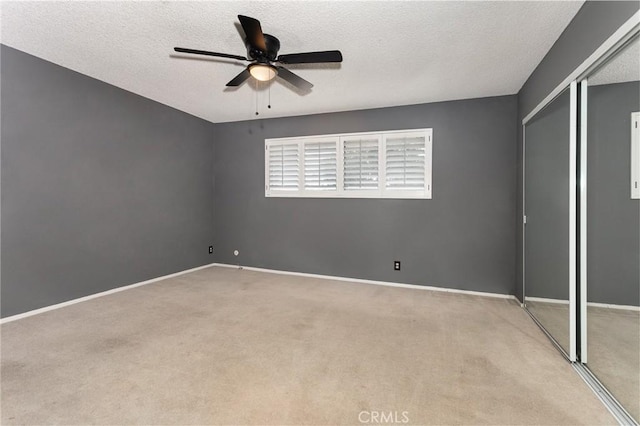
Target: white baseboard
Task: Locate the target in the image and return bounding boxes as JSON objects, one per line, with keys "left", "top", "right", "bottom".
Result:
{"left": 0, "top": 263, "right": 217, "bottom": 324}
{"left": 7, "top": 261, "right": 634, "bottom": 325}
{"left": 526, "top": 296, "right": 570, "bottom": 305}
{"left": 212, "top": 263, "right": 517, "bottom": 300}
{"left": 587, "top": 302, "right": 640, "bottom": 312}
{"left": 526, "top": 296, "right": 640, "bottom": 312}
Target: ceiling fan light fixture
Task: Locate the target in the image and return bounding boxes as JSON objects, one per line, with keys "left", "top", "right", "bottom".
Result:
{"left": 175, "top": 15, "right": 341, "bottom": 90}
{"left": 249, "top": 63, "right": 277, "bottom": 81}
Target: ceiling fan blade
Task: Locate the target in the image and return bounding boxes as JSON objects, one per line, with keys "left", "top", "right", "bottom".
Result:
{"left": 226, "top": 68, "right": 251, "bottom": 87}
{"left": 238, "top": 15, "right": 267, "bottom": 52}
{"left": 174, "top": 47, "right": 248, "bottom": 61}
{"left": 277, "top": 50, "right": 343, "bottom": 64}
{"left": 276, "top": 66, "right": 313, "bottom": 91}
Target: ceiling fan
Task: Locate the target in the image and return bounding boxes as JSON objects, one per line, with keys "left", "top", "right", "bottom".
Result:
{"left": 174, "top": 15, "right": 343, "bottom": 91}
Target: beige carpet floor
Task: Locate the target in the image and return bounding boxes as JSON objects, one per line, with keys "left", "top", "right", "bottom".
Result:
{"left": 1, "top": 266, "right": 616, "bottom": 425}
{"left": 527, "top": 301, "right": 640, "bottom": 419}
{"left": 526, "top": 299, "right": 640, "bottom": 421}
{"left": 588, "top": 305, "right": 640, "bottom": 421}
{"left": 525, "top": 300, "right": 571, "bottom": 354}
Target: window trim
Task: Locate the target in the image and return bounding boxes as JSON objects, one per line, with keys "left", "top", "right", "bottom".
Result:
{"left": 265, "top": 128, "right": 432, "bottom": 199}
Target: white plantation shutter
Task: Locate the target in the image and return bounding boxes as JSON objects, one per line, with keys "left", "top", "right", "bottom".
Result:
{"left": 267, "top": 143, "right": 299, "bottom": 191}
{"left": 343, "top": 137, "right": 379, "bottom": 190}
{"left": 385, "top": 134, "right": 427, "bottom": 190}
{"left": 304, "top": 141, "right": 337, "bottom": 191}
{"left": 265, "top": 129, "right": 431, "bottom": 198}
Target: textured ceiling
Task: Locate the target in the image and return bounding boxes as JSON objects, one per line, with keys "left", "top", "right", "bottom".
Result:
{"left": 590, "top": 36, "right": 640, "bottom": 86}
{"left": 1, "top": 1, "right": 584, "bottom": 123}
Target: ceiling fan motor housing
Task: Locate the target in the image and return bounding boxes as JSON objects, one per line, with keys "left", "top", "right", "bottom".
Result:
{"left": 249, "top": 34, "right": 280, "bottom": 62}
{"left": 174, "top": 15, "right": 341, "bottom": 90}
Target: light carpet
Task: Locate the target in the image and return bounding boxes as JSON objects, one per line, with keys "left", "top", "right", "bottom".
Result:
{"left": 526, "top": 299, "right": 640, "bottom": 420}
{"left": 1, "top": 266, "right": 615, "bottom": 425}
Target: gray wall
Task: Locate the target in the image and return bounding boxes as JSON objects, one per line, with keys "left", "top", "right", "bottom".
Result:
{"left": 516, "top": 1, "right": 640, "bottom": 301}
{"left": 213, "top": 96, "right": 518, "bottom": 295}
{"left": 587, "top": 81, "right": 640, "bottom": 306}
{"left": 1, "top": 45, "right": 215, "bottom": 317}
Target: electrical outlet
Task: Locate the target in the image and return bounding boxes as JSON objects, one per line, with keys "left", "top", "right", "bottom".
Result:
{"left": 208, "top": 246, "right": 213, "bottom": 254}
{"left": 394, "top": 261, "right": 401, "bottom": 271}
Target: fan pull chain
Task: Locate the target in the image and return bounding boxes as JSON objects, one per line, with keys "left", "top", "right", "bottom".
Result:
{"left": 268, "top": 83, "right": 271, "bottom": 109}
{"left": 255, "top": 80, "right": 259, "bottom": 115}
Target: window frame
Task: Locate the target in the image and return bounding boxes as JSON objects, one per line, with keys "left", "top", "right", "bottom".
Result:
{"left": 265, "top": 128, "right": 432, "bottom": 199}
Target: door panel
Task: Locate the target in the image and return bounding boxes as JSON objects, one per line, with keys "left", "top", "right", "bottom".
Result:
{"left": 524, "top": 88, "right": 572, "bottom": 356}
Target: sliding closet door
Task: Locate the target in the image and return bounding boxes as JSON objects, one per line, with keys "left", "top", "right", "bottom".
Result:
{"left": 524, "top": 86, "right": 575, "bottom": 359}
{"left": 522, "top": 18, "right": 639, "bottom": 423}
{"left": 582, "top": 35, "right": 640, "bottom": 421}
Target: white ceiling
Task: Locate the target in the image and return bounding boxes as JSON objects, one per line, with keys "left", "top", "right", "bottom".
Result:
{"left": 589, "top": 36, "right": 640, "bottom": 86}
{"left": 1, "top": 1, "right": 584, "bottom": 123}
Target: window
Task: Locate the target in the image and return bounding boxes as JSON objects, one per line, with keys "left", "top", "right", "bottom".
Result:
{"left": 384, "top": 131, "right": 431, "bottom": 198}
{"left": 267, "top": 142, "right": 299, "bottom": 191}
{"left": 265, "top": 129, "right": 432, "bottom": 199}
{"left": 343, "top": 135, "right": 380, "bottom": 191}
{"left": 304, "top": 140, "right": 337, "bottom": 191}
